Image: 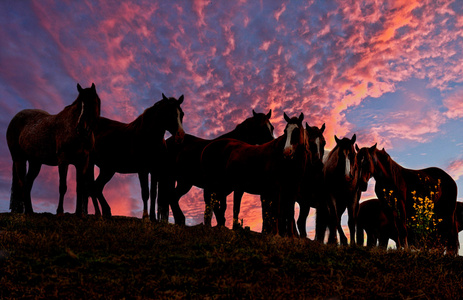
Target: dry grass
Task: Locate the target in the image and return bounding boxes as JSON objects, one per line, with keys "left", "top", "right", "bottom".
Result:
{"left": 0, "top": 213, "right": 462, "bottom": 299}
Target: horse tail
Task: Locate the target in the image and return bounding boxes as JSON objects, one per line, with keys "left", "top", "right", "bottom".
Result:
{"left": 436, "top": 169, "right": 459, "bottom": 251}
{"left": 10, "top": 162, "right": 24, "bottom": 213}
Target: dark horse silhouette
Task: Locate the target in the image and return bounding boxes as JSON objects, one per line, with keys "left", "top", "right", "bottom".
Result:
{"left": 357, "top": 199, "right": 463, "bottom": 248}
{"left": 157, "top": 110, "right": 274, "bottom": 224}
{"left": 356, "top": 198, "right": 399, "bottom": 248}
{"left": 7, "top": 83, "right": 101, "bottom": 215}
{"left": 356, "top": 144, "right": 459, "bottom": 252}
{"left": 201, "top": 113, "right": 308, "bottom": 236}
{"left": 81, "top": 94, "right": 185, "bottom": 218}
{"left": 296, "top": 123, "right": 326, "bottom": 238}
{"left": 316, "top": 134, "right": 360, "bottom": 245}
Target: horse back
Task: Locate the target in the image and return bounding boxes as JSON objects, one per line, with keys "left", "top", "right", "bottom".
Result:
{"left": 402, "top": 167, "right": 457, "bottom": 214}
{"left": 202, "top": 138, "right": 279, "bottom": 195}
{"left": 166, "top": 134, "right": 211, "bottom": 186}
{"left": 93, "top": 117, "right": 166, "bottom": 172}
{"left": 7, "top": 109, "right": 59, "bottom": 164}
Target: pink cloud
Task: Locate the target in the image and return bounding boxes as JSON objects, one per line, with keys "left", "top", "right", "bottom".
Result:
{"left": 443, "top": 88, "right": 463, "bottom": 119}
{"left": 448, "top": 160, "right": 463, "bottom": 181}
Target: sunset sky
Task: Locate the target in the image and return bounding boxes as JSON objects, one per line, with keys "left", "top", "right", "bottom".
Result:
{"left": 1, "top": 1, "right": 462, "bottom": 247}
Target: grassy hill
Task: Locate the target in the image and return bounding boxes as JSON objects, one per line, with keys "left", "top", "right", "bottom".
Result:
{"left": 0, "top": 213, "right": 462, "bottom": 299}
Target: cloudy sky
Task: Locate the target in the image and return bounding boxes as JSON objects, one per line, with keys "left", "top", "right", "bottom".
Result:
{"left": 1, "top": 0, "right": 462, "bottom": 245}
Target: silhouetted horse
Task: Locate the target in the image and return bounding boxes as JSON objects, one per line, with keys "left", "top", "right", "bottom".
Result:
{"left": 85, "top": 94, "right": 185, "bottom": 218}
{"left": 157, "top": 110, "right": 274, "bottom": 224}
{"left": 201, "top": 113, "right": 308, "bottom": 236}
{"left": 356, "top": 144, "right": 459, "bottom": 252}
{"left": 7, "top": 83, "right": 101, "bottom": 215}
{"left": 296, "top": 123, "right": 326, "bottom": 238}
{"left": 356, "top": 198, "right": 399, "bottom": 248}
{"left": 357, "top": 200, "right": 463, "bottom": 248}
{"left": 316, "top": 134, "right": 359, "bottom": 245}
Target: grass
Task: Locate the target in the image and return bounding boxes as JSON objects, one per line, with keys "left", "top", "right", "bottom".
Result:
{"left": 0, "top": 213, "right": 462, "bottom": 299}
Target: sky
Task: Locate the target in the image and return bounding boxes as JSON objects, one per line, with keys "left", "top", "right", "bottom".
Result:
{"left": 1, "top": 0, "right": 463, "bottom": 249}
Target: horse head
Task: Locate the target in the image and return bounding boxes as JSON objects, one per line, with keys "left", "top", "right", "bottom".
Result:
{"left": 235, "top": 109, "right": 274, "bottom": 145}
{"left": 334, "top": 134, "right": 357, "bottom": 182}
{"left": 306, "top": 122, "right": 326, "bottom": 165}
{"left": 144, "top": 93, "right": 185, "bottom": 144}
{"left": 76, "top": 83, "right": 101, "bottom": 135}
{"left": 356, "top": 143, "right": 376, "bottom": 191}
{"left": 282, "top": 112, "right": 305, "bottom": 160}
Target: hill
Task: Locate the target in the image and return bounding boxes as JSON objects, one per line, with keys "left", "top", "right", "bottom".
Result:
{"left": 0, "top": 213, "right": 462, "bottom": 299}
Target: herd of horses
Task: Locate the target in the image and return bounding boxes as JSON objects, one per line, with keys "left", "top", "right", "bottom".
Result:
{"left": 6, "top": 83, "right": 460, "bottom": 254}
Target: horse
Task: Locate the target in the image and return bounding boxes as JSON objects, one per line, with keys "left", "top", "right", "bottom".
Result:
{"left": 357, "top": 200, "right": 463, "bottom": 248}
{"left": 157, "top": 110, "right": 274, "bottom": 224}
{"left": 356, "top": 198, "right": 399, "bottom": 248}
{"left": 7, "top": 83, "right": 101, "bottom": 215}
{"left": 201, "top": 113, "right": 308, "bottom": 236}
{"left": 356, "top": 144, "right": 459, "bottom": 252}
{"left": 296, "top": 123, "right": 326, "bottom": 238}
{"left": 315, "top": 134, "right": 359, "bottom": 245}
{"left": 82, "top": 94, "right": 185, "bottom": 218}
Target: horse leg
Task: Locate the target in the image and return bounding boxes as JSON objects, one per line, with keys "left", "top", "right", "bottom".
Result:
{"left": 356, "top": 224, "right": 365, "bottom": 247}
{"left": 297, "top": 200, "right": 310, "bottom": 238}
{"left": 287, "top": 199, "right": 297, "bottom": 237}
{"left": 215, "top": 192, "right": 227, "bottom": 227}
{"left": 397, "top": 200, "right": 408, "bottom": 249}
{"left": 203, "top": 188, "right": 212, "bottom": 226}
{"left": 86, "top": 164, "right": 101, "bottom": 216}
{"left": 315, "top": 204, "right": 328, "bottom": 243}
{"left": 233, "top": 190, "right": 244, "bottom": 230}
{"left": 24, "top": 161, "right": 42, "bottom": 214}
{"left": 57, "top": 164, "right": 68, "bottom": 215}
{"left": 10, "top": 160, "right": 26, "bottom": 213}
{"left": 157, "top": 177, "right": 173, "bottom": 223}
{"left": 138, "top": 172, "right": 150, "bottom": 220}
{"left": 150, "top": 175, "right": 160, "bottom": 222}
{"left": 325, "top": 195, "right": 339, "bottom": 244}
{"left": 347, "top": 200, "right": 359, "bottom": 246}
{"left": 170, "top": 181, "right": 192, "bottom": 225}
{"left": 75, "top": 164, "right": 88, "bottom": 217}
{"left": 93, "top": 169, "right": 114, "bottom": 217}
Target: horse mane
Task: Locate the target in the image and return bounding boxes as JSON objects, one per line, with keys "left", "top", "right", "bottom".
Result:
{"left": 127, "top": 99, "right": 167, "bottom": 131}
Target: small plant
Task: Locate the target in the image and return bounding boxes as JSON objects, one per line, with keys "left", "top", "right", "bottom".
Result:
{"left": 407, "top": 180, "right": 442, "bottom": 250}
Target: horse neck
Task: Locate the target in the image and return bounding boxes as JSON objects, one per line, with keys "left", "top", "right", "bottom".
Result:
{"left": 218, "top": 124, "right": 247, "bottom": 141}
{"left": 375, "top": 153, "right": 404, "bottom": 189}
{"left": 127, "top": 111, "right": 165, "bottom": 142}
{"left": 57, "top": 100, "right": 81, "bottom": 125}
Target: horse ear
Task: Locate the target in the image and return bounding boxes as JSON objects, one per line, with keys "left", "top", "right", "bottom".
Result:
{"left": 178, "top": 95, "right": 184, "bottom": 105}
{"left": 355, "top": 144, "right": 360, "bottom": 152}
{"left": 91, "top": 83, "right": 96, "bottom": 91}
{"left": 284, "top": 112, "right": 290, "bottom": 123}
{"left": 351, "top": 134, "right": 356, "bottom": 144}
{"left": 305, "top": 122, "right": 309, "bottom": 130}
{"left": 298, "top": 112, "right": 304, "bottom": 123}
{"left": 267, "top": 109, "right": 272, "bottom": 118}
{"left": 335, "top": 135, "right": 340, "bottom": 144}
{"left": 252, "top": 109, "right": 257, "bottom": 117}
{"left": 162, "top": 93, "right": 168, "bottom": 101}
{"left": 77, "top": 83, "right": 83, "bottom": 93}
{"left": 320, "top": 123, "right": 325, "bottom": 133}
{"left": 370, "top": 143, "right": 377, "bottom": 151}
